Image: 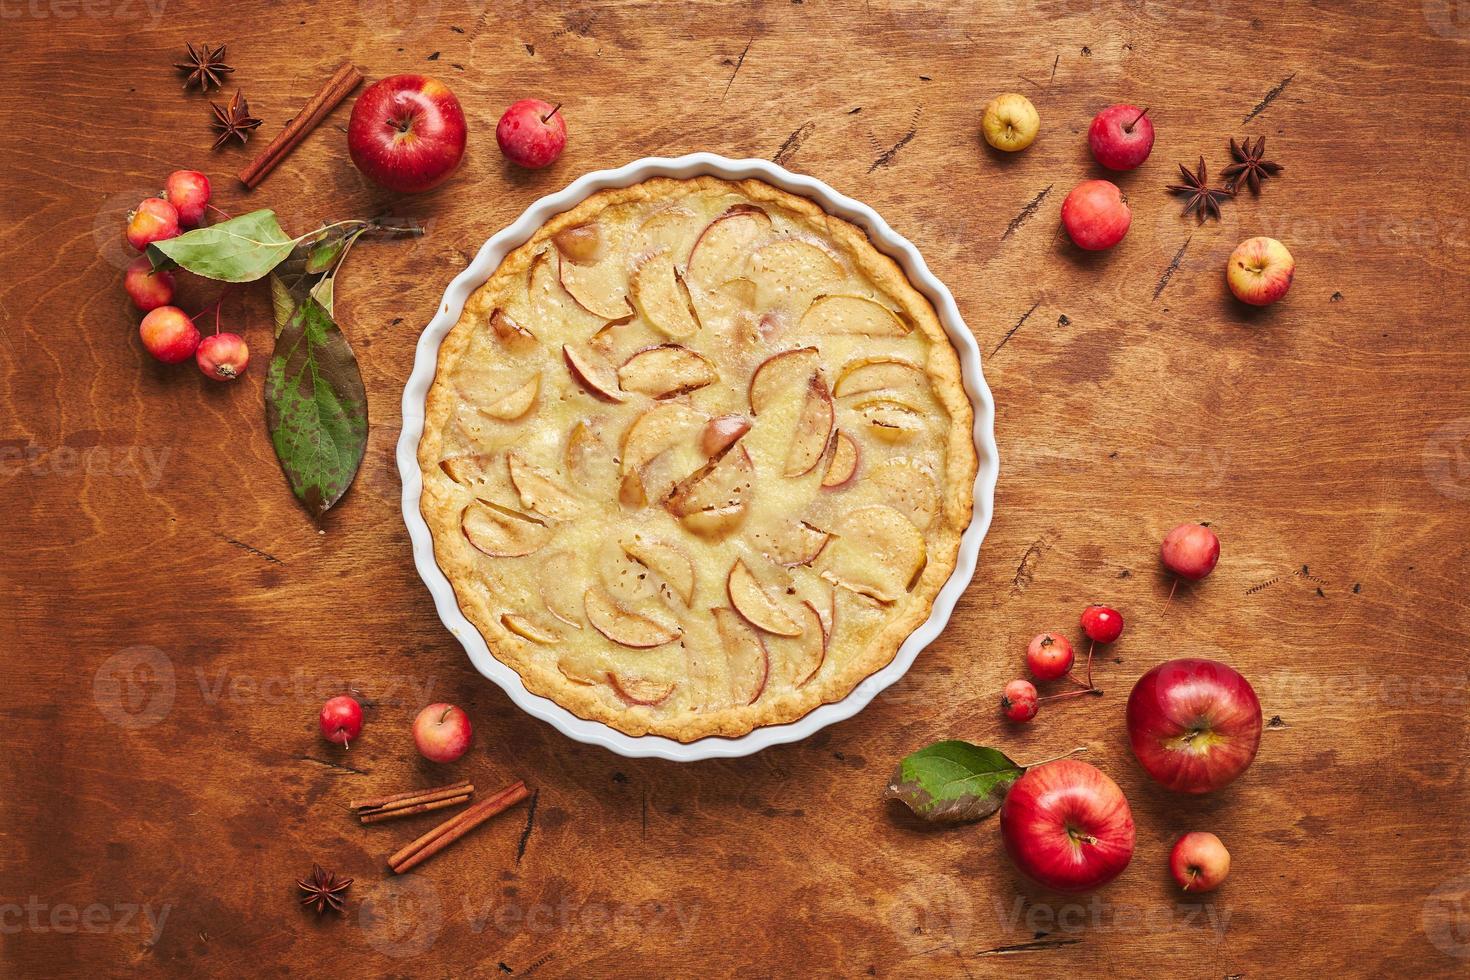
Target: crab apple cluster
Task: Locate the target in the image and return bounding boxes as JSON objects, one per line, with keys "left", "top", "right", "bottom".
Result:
{"left": 1001, "top": 606, "right": 1124, "bottom": 723}
{"left": 122, "top": 170, "right": 248, "bottom": 381}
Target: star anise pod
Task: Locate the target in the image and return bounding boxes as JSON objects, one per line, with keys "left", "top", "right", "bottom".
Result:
{"left": 296, "top": 864, "right": 352, "bottom": 916}
{"left": 1221, "top": 136, "right": 1283, "bottom": 194}
{"left": 1167, "top": 157, "right": 1233, "bottom": 223}
{"left": 174, "top": 42, "right": 235, "bottom": 93}
{"left": 211, "top": 90, "right": 262, "bottom": 150}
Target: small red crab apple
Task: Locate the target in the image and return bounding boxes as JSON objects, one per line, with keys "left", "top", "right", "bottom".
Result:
{"left": 125, "top": 197, "right": 180, "bottom": 251}
{"left": 196, "top": 332, "right": 249, "bottom": 381}
{"left": 1169, "top": 831, "right": 1231, "bottom": 892}
{"left": 1161, "top": 523, "right": 1220, "bottom": 605}
{"left": 1026, "top": 632, "right": 1075, "bottom": 681}
{"left": 163, "top": 170, "right": 211, "bottom": 228}
{"left": 138, "top": 306, "right": 201, "bottom": 364}
{"left": 319, "top": 695, "right": 363, "bottom": 748}
{"left": 1002, "top": 679, "right": 1039, "bottom": 721}
{"left": 1078, "top": 605, "right": 1124, "bottom": 686}
{"left": 496, "top": 99, "right": 567, "bottom": 168}
{"left": 123, "top": 256, "right": 176, "bottom": 311}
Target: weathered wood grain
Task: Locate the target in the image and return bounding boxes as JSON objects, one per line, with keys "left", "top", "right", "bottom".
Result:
{"left": 2, "top": 0, "right": 1468, "bottom": 976}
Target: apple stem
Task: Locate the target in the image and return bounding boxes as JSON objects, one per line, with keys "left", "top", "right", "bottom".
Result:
{"left": 1063, "top": 671, "right": 1094, "bottom": 692}
{"left": 542, "top": 103, "right": 562, "bottom": 124}
{"left": 1018, "top": 745, "right": 1089, "bottom": 769}
{"left": 206, "top": 203, "right": 233, "bottom": 221}
{"left": 1038, "top": 686, "right": 1103, "bottom": 704}
{"left": 1162, "top": 576, "right": 1179, "bottom": 616}
{"left": 1124, "top": 107, "right": 1150, "bottom": 133}
{"left": 1183, "top": 868, "right": 1197, "bottom": 891}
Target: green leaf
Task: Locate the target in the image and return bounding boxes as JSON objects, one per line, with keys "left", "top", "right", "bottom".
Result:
{"left": 883, "top": 740, "right": 1023, "bottom": 823}
{"left": 265, "top": 289, "right": 367, "bottom": 518}
{"left": 147, "top": 210, "right": 294, "bottom": 283}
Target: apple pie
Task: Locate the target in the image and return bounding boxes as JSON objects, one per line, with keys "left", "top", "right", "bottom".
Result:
{"left": 418, "top": 176, "right": 976, "bottom": 741}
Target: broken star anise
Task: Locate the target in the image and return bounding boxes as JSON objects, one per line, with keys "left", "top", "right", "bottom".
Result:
{"left": 1167, "top": 157, "right": 1233, "bottom": 223}
{"left": 296, "top": 864, "right": 352, "bottom": 916}
{"left": 1222, "top": 136, "right": 1283, "bottom": 194}
{"left": 210, "top": 90, "right": 262, "bottom": 150}
{"left": 175, "top": 42, "right": 235, "bottom": 93}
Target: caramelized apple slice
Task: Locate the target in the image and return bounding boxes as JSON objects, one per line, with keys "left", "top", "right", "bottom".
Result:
{"left": 785, "top": 376, "right": 835, "bottom": 477}
{"left": 821, "top": 430, "right": 860, "bottom": 488}
{"left": 680, "top": 505, "right": 747, "bottom": 538}
{"left": 800, "top": 295, "right": 910, "bottom": 336}
{"left": 563, "top": 345, "right": 625, "bottom": 402}
{"left": 833, "top": 357, "right": 927, "bottom": 399}
{"left": 728, "top": 559, "right": 804, "bottom": 637}
{"left": 749, "top": 519, "right": 831, "bottom": 567}
{"left": 556, "top": 648, "right": 602, "bottom": 684}
{"left": 621, "top": 535, "right": 696, "bottom": 606}
{"left": 687, "top": 205, "right": 772, "bottom": 286}
{"left": 461, "top": 501, "right": 551, "bottom": 558}
{"left": 871, "top": 457, "right": 940, "bottom": 529}
{"left": 607, "top": 672, "right": 676, "bottom": 706}
{"left": 565, "top": 421, "right": 619, "bottom": 497}
{"left": 788, "top": 601, "right": 827, "bottom": 687}
{"left": 617, "top": 344, "right": 717, "bottom": 399}
{"left": 620, "top": 403, "right": 709, "bottom": 503}
{"left": 526, "top": 249, "right": 605, "bottom": 336}
{"left": 630, "top": 251, "right": 701, "bottom": 339}
{"left": 501, "top": 613, "right": 561, "bottom": 645}
{"left": 749, "top": 347, "right": 820, "bottom": 414}
{"left": 481, "top": 375, "right": 540, "bottom": 421}
{"left": 584, "top": 587, "right": 680, "bottom": 648}
{"left": 631, "top": 205, "right": 703, "bottom": 264}
{"left": 820, "top": 504, "right": 926, "bottom": 603}
{"left": 440, "top": 452, "right": 496, "bottom": 490}
{"left": 855, "top": 398, "right": 924, "bottom": 441}
{"left": 702, "top": 415, "right": 751, "bottom": 456}
{"left": 552, "top": 224, "right": 604, "bottom": 265}
{"left": 667, "top": 444, "right": 753, "bottom": 516}
{"left": 749, "top": 238, "right": 845, "bottom": 298}
{"left": 507, "top": 454, "right": 582, "bottom": 520}
{"left": 712, "top": 607, "right": 770, "bottom": 705}
{"left": 489, "top": 308, "right": 537, "bottom": 349}
{"left": 556, "top": 242, "right": 632, "bottom": 320}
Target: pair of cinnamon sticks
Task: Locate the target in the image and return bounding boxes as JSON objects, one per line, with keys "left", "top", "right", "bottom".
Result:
{"left": 350, "top": 779, "right": 531, "bottom": 874}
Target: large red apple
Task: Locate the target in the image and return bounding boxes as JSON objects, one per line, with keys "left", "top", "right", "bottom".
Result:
{"left": 1126, "top": 658, "right": 1262, "bottom": 793}
{"left": 1060, "top": 179, "right": 1131, "bottom": 250}
{"left": 999, "top": 759, "right": 1135, "bottom": 893}
{"left": 348, "top": 75, "right": 467, "bottom": 193}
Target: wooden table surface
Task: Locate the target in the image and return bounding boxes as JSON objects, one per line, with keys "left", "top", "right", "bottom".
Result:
{"left": 4, "top": 0, "right": 1468, "bottom": 975}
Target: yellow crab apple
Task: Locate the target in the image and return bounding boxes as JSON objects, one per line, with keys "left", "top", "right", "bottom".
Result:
{"left": 981, "top": 93, "right": 1040, "bottom": 152}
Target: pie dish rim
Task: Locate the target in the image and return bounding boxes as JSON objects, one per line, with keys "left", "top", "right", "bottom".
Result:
{"left": 397, "top": 153, "right": 1000, "bottom": 760}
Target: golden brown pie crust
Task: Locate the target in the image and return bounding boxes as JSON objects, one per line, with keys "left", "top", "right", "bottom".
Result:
{"left": 418, "top": 176, "right": 976, "bottom": 741}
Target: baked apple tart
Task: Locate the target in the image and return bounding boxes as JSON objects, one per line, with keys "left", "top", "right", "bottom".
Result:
{"left": 418, "top": 176, "right": 976, "bottom": 740}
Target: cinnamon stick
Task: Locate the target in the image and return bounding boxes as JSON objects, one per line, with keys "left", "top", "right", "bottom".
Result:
{"left": 360, "top": 794, "right": 472, "bottom": 824}
{"left": 388, "top": 780, "right": 530, "bottom": 874}
{"left": 351, "top": 780, "right": 472, "bottom": 813}
{"left": 238, "top": 62, "right": 362, "bottom": 189}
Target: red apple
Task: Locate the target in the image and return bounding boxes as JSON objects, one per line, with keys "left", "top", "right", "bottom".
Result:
{"left": 1161, "top": 522, "right": 1219, "bottom": 580}
{"left": 1061, "top": 180, "right": 1131, "bottom": 250}
{"left": 126, "top": 197, "right": 179, "bottom": 252}
{"left": 163, "top": 170, "right": 211, "bottom": 227}
{"left": 1226, "top": 236, "right": 1294, "bottom": 306}
{"left": 999, "top": 759, "right": 1135, "bottom": 893}
{"left": 1127, "top": 658, "right": 1262, "bottom": 793}
{"left": 318, "top": 695, "right": 362, "bottom": 747}
{"left": 348, "top": 75, "right": 467, "bottom": 193}
{"left": 138, "top": 306, "right": 200, "bottom": 364}
{"left": 123, "top": 256, "right": 175, "bottom": 311}
{"left": 1087, "top": 104, "right": 1154, "bottom": 171}
{"left": 412, "top": 702, "right": 473, "bottom": 763}
{"left": 496, "top": 99, "right": 567, "bottom": 169}
{"left": 1169, "top": 831, "right": 1231, "bottom": 892}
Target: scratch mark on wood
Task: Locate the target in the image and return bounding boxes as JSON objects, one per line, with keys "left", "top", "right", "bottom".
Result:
{"left": 515, "top": 789, "right": 539, "bottom": 864}
{"left": 1244, "top": 576, "right": 1279, "bottom": 595}
{"left": 1002, "top": 184, "right": 1053, "bottom": 240}
{"left": 977, "top": 937, "right": 1083, "bottom": 955}
{"left": 773, "top": 121, "right": 816, "bottom": 166}
{"left": 722, "top": 38, "right": 752, "bottom": 100}
{"left": 641, "top": 786, "right": 648, "bottom": 839}
{"left": 217, "top": 533, "right": 284, "bottom": 565}
{"left": 1050, "top": 54, "right": 1060, "bottom": 83}
{"left": 1011, "top": 535, "right": 1048, "bottom": 595}
{"left": 1243, "top": 72, "right": 1296, "bottom": 123}
{"left": 868, "top": 123, "right": 917, "bottom": 173}
{"left": 1154, "top": 236, "right": 1191, "bottom": 299}
{"left": 296, "top": 754, "right": 366, "bottom": 775}
{"left": 992, "top": 300, "right": 1040, "bottom": 357}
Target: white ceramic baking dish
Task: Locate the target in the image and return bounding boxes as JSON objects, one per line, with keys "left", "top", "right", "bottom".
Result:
{"left": 397, "top": 153, "right": 999, "bottom": 760}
